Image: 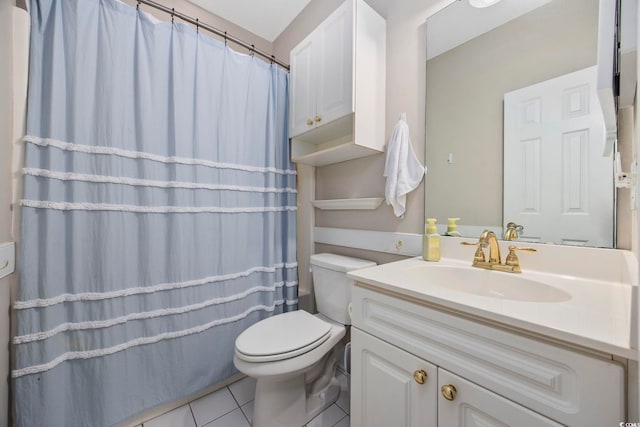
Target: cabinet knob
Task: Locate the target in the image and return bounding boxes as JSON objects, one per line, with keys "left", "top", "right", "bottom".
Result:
{"left": 306, "top": 119, "right": 314, "bottom": 126}
{"left": 314, "top": 115, "right": 322, "bottom": 122}
{"left": 441, "top": 384, "right": 457, "bottom": 401}
{"left": 413, "top": 370, "right": 428, "bottom": 385}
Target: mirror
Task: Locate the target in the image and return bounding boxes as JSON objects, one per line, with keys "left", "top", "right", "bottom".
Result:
{"left": 424, "top": 0, "right": 627, "bottom": 247}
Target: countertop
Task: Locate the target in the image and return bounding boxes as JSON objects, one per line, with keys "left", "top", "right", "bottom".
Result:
{"left": 348, "top": 255, "right": 638, "bottom": 360}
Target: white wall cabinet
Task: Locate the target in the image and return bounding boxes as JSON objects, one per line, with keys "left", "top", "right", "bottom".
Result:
{"left": 350, "top": 285, "right": 625, "bottom": 426}
{"left": 289, "top": 3, "right": 353, "bottom": 138}
{"left": 290, "top": 37, "right": 317, "bottom": 138}
{"left": 289, "top": 0, "right": 386, "bottom": 166}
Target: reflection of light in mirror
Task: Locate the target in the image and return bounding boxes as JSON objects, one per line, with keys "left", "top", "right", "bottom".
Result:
{"left": 469, "top": 0, "right": 502, "bottom": 8}
{"left": 426, "top": 0, "right": 553, "bottom": 60}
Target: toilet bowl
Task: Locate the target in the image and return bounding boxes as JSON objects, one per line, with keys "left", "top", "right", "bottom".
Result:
{"left": 233, "top": 253, "right": 375, "bottom": 427}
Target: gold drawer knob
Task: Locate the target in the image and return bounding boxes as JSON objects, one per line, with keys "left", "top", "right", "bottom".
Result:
{"left": 314, "top": 115, "right": 321, "bottom": 122}
{"left": 413, "top": 370, "right": 428, "bottom": 384}
{"left": 306, "top": 119, "right": 314, "bottom": 126}
{"left": 441, "top": 384, "right": 457, "bottom": 401}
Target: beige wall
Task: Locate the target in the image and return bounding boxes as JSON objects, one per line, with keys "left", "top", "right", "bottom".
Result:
{"left": 425, "top": 0, "right": 598, "bottom": 228}
{"left": 9, "top": 8, "right": 29, "bottom": 427}
{"left": 274, "top": 0, "right": 450, "bottom": 287}
{"left": 1, "top": 3, "right": 13, "bottom": 244}
{"left": 0, "top": 0, "right": 13, "bottom": 424}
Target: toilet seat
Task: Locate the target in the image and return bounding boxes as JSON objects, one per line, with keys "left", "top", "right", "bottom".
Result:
{"left": 235, "top": 311, "right": 332, "bottom": 362}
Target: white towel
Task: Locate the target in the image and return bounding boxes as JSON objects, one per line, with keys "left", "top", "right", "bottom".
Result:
{"left": 383, "top": 113, "right": 426, "bottom": 218}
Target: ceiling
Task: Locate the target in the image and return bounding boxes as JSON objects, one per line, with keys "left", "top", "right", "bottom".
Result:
{"left": 187, "top": 0, "right": 444, "bottom": 42}
{"left": 186, "top": 0, "right": 314, "bottom": 42}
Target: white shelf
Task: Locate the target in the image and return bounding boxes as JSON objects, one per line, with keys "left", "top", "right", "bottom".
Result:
{"left": 312, "top": 197, "right": 384, "bottom": 210}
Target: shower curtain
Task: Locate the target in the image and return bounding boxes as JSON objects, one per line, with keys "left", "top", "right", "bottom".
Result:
{"left": 12, "top": 0, "right": 297, "bottom": 425}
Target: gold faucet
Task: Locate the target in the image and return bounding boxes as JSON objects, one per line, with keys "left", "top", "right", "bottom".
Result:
{"left": 504, "top": 222, "right": 523, "bottom": 241}
{"left": 479, "top": 230, "right": 501, "bottom": 263}
{"left": 461, "top": 230, "right": 536, "bottom": 273}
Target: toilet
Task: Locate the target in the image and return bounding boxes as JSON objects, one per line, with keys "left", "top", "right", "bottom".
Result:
{"left": 233, "top": 253, "right": 376, "bottom": 427}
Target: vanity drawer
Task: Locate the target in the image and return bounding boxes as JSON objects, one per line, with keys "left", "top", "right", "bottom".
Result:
{"left": 351, "top": 284, "right": 624, "bottom": 426}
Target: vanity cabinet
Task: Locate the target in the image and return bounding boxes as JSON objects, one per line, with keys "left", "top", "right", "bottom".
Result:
{"left": 437, "top": 369, "right": 562, "bottom": 427}
{"left": 350, "top": 285, "right": 625, "bottom": 427}
{"left": 288, "top": 0, "right": 385, "bottom": 166}
{"left": 352, "top": 328, "right": 561, "bottom": 427}
{"left": 351, "top": 328, "right": 437, "bottom": 426}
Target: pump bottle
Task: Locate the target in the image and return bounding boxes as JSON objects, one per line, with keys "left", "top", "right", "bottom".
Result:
{"left": 422, "top": 218, "right": 441, "bottom": 261}
{"left": 445, "top": 218, "right": 461, "bottom": 237}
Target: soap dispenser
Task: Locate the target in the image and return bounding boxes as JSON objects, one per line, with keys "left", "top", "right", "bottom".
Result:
{"left": 445, "top": 218, "right": 461, "bottom": 237}
{"left": 422, "top": 218, "right": 441, "bottom": 262}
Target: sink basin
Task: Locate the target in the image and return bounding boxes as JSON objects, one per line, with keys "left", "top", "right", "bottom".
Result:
{"left": 406, "top": 265, "right": 571, "bottom": 303}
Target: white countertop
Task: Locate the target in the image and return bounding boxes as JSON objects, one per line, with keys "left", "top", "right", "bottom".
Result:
{"left": 348, "top": 255, "right": 638, "bottom": 360}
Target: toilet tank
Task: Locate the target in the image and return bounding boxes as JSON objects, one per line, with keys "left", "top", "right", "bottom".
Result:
{"left": 310, "top": 253, "right": 376, "bottom": 325}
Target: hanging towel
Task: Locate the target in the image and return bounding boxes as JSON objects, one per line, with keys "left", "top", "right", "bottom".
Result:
{"left": 384, "top": 113, "right": 426, "bottom": 218}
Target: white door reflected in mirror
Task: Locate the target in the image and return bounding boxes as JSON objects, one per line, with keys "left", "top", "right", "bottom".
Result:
{"left": 503, "top": 66, "right": 613, "bottom": 247}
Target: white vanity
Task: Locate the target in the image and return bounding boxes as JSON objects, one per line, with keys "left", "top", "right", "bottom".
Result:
{"left": 347, "top": 240, "right": 637, "bottom": 426}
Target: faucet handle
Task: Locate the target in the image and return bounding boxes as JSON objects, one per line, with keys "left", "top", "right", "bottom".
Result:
{"left": 460, "top": 241, "right": 485, "bottom": 263}
{"left": 508, "top": 245, "right": 537, "bottom": 254}
{"left": 505, "top": 245, "right": 537, "bottom": 272}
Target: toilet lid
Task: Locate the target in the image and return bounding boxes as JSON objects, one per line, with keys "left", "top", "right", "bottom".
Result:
{"left": 235, "top": 311, "right": 332, "bottom": 362}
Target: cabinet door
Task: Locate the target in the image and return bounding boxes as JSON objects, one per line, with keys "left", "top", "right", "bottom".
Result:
{"left": 314, "top": 0, "right": 353, "bottom": 126}
{"left": 289, "top": 36, "right": 316, "bottom": 138}
{"left": 438, "top": 369, "right": 562, "bottom": 427}
{"left": 351, "top": 328, "right": 437, "bottom": 427}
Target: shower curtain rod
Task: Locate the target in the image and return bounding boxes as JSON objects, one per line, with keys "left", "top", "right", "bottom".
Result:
{"left": 136, "top": 0, "right": 290, "bottom": 71}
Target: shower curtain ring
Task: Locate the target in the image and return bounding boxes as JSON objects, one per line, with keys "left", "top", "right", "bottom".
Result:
{"left": 171, "top": 8, "right": 175, "bottom": 23}
{"left": 196, "top": 18, "right": 199, "bottom": 33}
{"left": 250, "top": 44, "right": 255, "bottom": 56}
{"left": 224, "top": 31, "right": 227, "bottom": 46}
{"left": 136, "top": 0, "right": 139, "bottom": 11}
{"left": 270, "top": 55, "right": 275, "bottom": 64}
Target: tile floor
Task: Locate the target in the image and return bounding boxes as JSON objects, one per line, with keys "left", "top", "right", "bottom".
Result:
{"left": 141, "top": 371, "right": 350, "bottom": 427}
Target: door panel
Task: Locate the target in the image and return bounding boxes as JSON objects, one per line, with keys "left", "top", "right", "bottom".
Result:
{"left": 438, "top": 369, "right": 562, "bottom": 427}
{"left": 503, "top": 66, "right": 613, "bottom": 247}
{"left": 315, "top": 0, "right": 353, "bottom": 125}
{"left": 351, "top": 328, "right": 437, "bottom": 427}
{"left": 289, "top": 37, "right": 316, "bottom": 137}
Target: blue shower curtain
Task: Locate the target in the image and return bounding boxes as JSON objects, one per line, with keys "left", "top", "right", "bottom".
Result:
{"left": 13, "top": 0, "right": 297, "bottom": 425}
